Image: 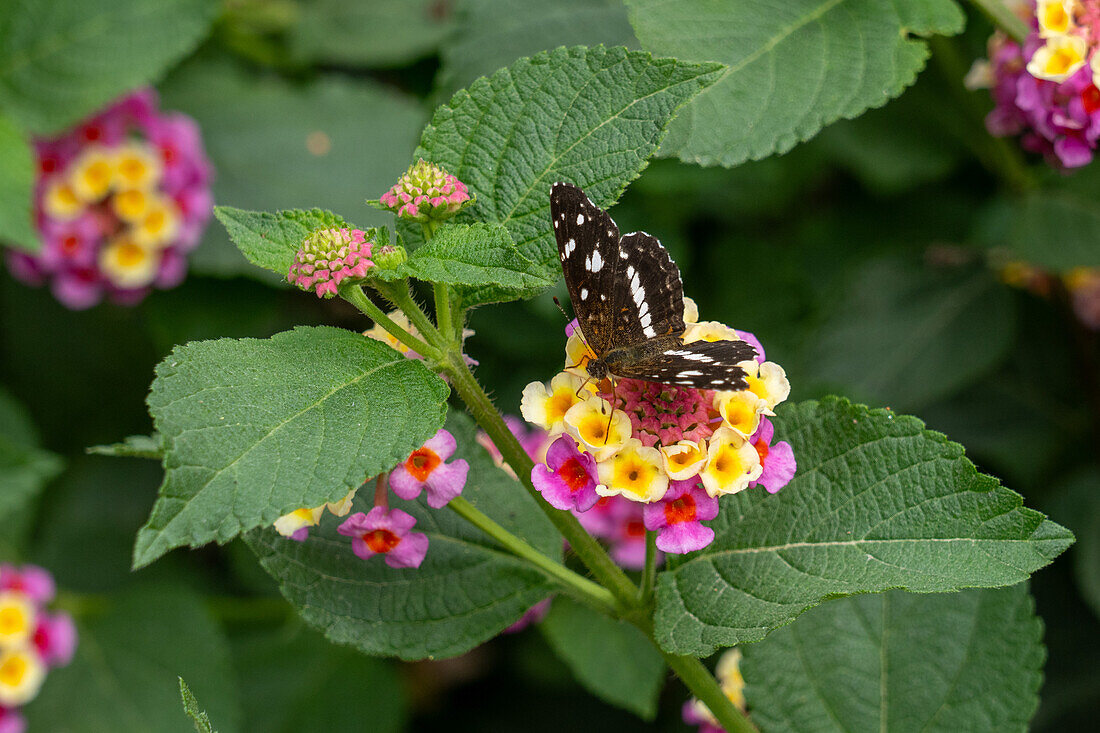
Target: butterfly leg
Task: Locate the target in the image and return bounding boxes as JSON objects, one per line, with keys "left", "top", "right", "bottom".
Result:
{"left": 602, "top": 375, "right": 618, "bottom": 447}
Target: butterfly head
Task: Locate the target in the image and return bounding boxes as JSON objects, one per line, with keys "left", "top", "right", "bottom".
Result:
{"left": 585, "top": 357, "right": 610, "bottom": 382}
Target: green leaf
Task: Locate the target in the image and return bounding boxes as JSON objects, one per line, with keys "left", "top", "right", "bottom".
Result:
{"left": 87, "top": 434, "right": 164, "bottom": 459}
{"left": 540, "top": 597, "right": 665, "bottom": 720}
{"left": 436, "top": 0, "right": 638, "bottom": 97}
{"left": 246, "top": 411, "right": 561, "bottom": 660}
{"left": 213, "top": 207, "right": 353, "bottom": 280}
{"left": 0, "top": 0, "right": 219, "bottom": 134}
{"left": 134, "top": 326, "right": 449, "bottom": 568}
{"left": 625, "top": 0, "right": 966, "bottom": 167}
{"left": 0, "top": 113, "right": 38, "bottom": 251}
{"left": 416, "top": 45, "right": 724, "bottom": 276}
{"left": 805, "top": 258, "right": 1014, "bottom": 412}
{"left": 233, "top": 627, "right": 408, "bottom": 733}
{"left": 25, "top": 584, "right": 241, "bottom": 733}
{"left": 1002, "top": 166, "right": 1100, "bottom": 271}
{"left": 743, "top": 586, "right": 1044, "bottom": 733}
{"left": 0, "top": 388, "right": 63, "bottom": 554}
{"left": 159, "top": 58, "right": 426, "bottom": 278}
{"left": 654, "top": 397, "right": 1073, "bottom": 657}
{"left": 380, "top": 223, "right": 555, "bottom": 306}
{"left": 290, "top": 0, "right": 456, "bottom": 68}
{"left": 180, "top": 678, "right": 217, "bottom": 733}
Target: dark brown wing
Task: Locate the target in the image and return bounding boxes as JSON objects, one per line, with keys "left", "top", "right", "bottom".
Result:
{"left": 610, "top": 337, "right": 758, "bottom": 390}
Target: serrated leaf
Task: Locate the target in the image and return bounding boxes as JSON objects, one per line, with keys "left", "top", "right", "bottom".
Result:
{"left": 25, "top": 584, "right": 241, "bottom": 733}
{"left": 625, "top": 0, "right": 965, "bottom": 167}
{"left": 213, "top": 207, "right": 353, "bottom": 279}
{"left": 134, "top": 326, "right": 449, "bottom": 568}
{"left": 0, "top": 113, "right": 38, "bottom": 252}
{"left": 246, "top": 411, "right": 561, "bottom": 660}
{"left": 743, "top": 585, "right": 1044, "bottom": 733}
{"left": 180, "top": 678, "right": 217, "bottom": 733}
{"left": 416, "top": 45, "right": 724, "bottom": 276}
{"left": 654, "top": 397, "right": 1073, "bottom": 657}
{"left": 87, "top": 434, "right": 164, "bottom": 459}
{"left": 159, "top": 60, "right": 425, "bottom": 278}
{"left": 805, "top": 258, "right": 1014, "bottom": 412}
{"left": 380, "top": 223, "right": 554, "bottom": 306}
{"left": 290, "top": 0, "right": 455, "bottom": 68}
{"left": 0, "top": 0, "right": 219, "bottom": 134}
{"left": 540, "top": 597, "right": 665, "bottom": 720}
{"left": 436, "top": 0, "right": 638, "bottom": 97}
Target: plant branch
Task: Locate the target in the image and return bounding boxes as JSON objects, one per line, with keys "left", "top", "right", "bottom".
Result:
{"left": 442, "top": 350, "right": 639, "bottom": 608}
{"left": 640, "top": 530, "right": 657, "bottom": 604}
{"left": 374, "top": 279, "right": 446, "bottom": 351}
{"left": 340, "top": 284, "right": 440, "bottom": 360}
{"left": 663, "top": 653, "right": 758, "bottom": 733}
{"left": 448, "top": 496, "right": 617, "bottom": 614}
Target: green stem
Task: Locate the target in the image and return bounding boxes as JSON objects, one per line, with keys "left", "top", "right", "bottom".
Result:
{"left": 640, "top": 530, "right": 657, "bottom": 604}
{"left": 663, "top": 653, "right": 757, "bottom": 733}
{"left": 434, "top": 283, "right": 455, "bottom": 343}
{"left": 442, "top": 350, "right": 639, "bottom": 608}
{"left": 448, "top": 496, "right": 617, "bottom": 614}
{"left": 967, "top": 0, "right": 1029, "bottom": 44}
{"left": 375, "top": 279, "right": 446, "bottom": 350}
{"left": 340, "top": 284, "right": 440, "bottom": 360}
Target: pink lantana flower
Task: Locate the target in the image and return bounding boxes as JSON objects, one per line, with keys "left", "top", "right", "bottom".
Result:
{"left": 338, "top": 507, "right": 429, "bottom": 569}
{"left": 0, "top": 705, "right": 26, "bottom": 733}
{"left": 287, "top": 228, "right": 375, "bottom": 298}
{"left": 531, "top": 435, "right": 600, "bottom": 511}
{"left": 32, "top": 612, "right": 77, "bottom": 668}
{"left": 390, "top": 429, "right": 470, "bottom": 508}
{"left": 378, "top": 159, "right": 471, "bottom": 222}
{"left": 643, "top": 480, "right": 720, "bottom": 554}
{"left": 750, "top": 418, "right": 797, "bottom": 494}
{"left": 0, "top": 565, "right": 54, "bottom": 605}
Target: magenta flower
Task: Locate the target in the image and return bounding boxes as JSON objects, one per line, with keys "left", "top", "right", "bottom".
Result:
{"left": 390, "top": 429, "right": 470, "bottom": 508}
{"left": 736, "top": 330, "right": 765, "bottom": 363}
{"left": 32, "top": 612, "right": 77, "bottom": 668}
{"left": 2, "top": 88, "right": 213, "bottom": 309}
{"left": 531, "top": 435, "right": 600, "bottom": 511}
{"left": 0, "top": 706, "right": 26, "bottom": 733}
{"left": 750, "top": 418, "right": 797, "bottom": 494}
{"left": 379, "top": 159, "right": 471, "bottom": 222}
{"left": 287, "top": 228, "right": 375, "bottom": 298}
{"left": 0, "top": 565, "right": 55, "bottom": 605}
{"left": 338, "top": 507, "right": 429, "bottom": 569}
{"left": 643, "top": 480, "right": 720, "bottom": 554}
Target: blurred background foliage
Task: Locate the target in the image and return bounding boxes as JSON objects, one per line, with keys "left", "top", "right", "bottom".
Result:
{"left": 1, "top": 0, "right": 1099, "bottom": 730}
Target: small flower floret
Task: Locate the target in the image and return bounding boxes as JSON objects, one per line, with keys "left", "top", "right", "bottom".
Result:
{"left": 338, "top": 507, "right": 429, "bottom": 569}
{"left": 390, "top": 429, "right": 470, "bottom": 508}
{"left": 288, "top": 228, "right": 375, "bottom": 298}
{"left": 379, "top": 159, "right": 471, "bottom": 222}
{"left": 531, "top": 435, "right": 600, "bottom": 511}
{"left": 643, "top": 480, "right": 720, "bottom": 553}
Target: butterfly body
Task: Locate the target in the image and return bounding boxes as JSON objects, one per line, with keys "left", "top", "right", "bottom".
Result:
{"left": 551, "top": 183, "right": 756, "bottom": 390}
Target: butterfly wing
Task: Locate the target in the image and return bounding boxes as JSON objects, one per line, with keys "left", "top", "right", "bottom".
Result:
{"left": 611, "top": 231, "right": 686, "bottom": 343}
{"left": 612, "top": 338, "right": 759, "bottom": 391}
{"left": 551, "top": 183, "right": 621, "bottom": 354}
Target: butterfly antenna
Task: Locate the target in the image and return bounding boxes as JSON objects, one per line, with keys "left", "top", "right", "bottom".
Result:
{"left": 603, "top": 375, "right": 618, "bottom": 446}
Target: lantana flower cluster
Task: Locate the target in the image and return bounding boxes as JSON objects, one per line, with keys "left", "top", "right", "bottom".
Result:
{"left": 0, "top": 565, "right": 76, "bottom": 733}
{"left": 377, "top": 159, "right": 472, "bottom": 222}
{"left": 682, "top": 648, "right": 746, "bottom": 733}
{"left": 520, "top": 299, "right": 796, "bottom": 555}
{"left": 974, "top": 1, "right": 1100, "bottom": 167}
{"left": 4, "top": 89, "right": 213, "bottom": 309}
{"left": 287, "top": 228, "right": 374, "bottom": 298}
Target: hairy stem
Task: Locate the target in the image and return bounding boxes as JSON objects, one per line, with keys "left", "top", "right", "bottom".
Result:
{"left": 663, "top": 653, "right": 757, "bottom": 733}
{"left": 967, "top": 0, "right": 1029, "bottom": 44}
{"left": 442, "top": 350, "right": 639, "bottom": 608}
{"left": 448, "top": 496, "right": 617, "bottom": 614}
{"left": 374, "top": 279, "right": 446, "bottom": 351}
{"left": 434, "top": 283, "right": 455, "bottom": 343}
{"left": 640, "top": 530, "right": 657, "bottom": 604}
{"left": 340, "top": 284, "right": 440, "bottom": 360}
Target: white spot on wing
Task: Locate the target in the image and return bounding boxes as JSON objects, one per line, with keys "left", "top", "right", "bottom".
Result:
{"left": 580, "top": 288, "right": 588, "bottom": 300}
{"left": 564, "top": 239, "right": 576, "bottom": 257}
{"left": 589, "top": 250, "right": 603, "bottom": 272}
{"left": 576, "top": 214, "right": 585, "bottom": 225}
{"left": 632, "top": 285, "right": 645, "bottom": 306}
{"left": 643, "top": 325, "right": 656, "bottom": 337}
{"left": 678, "top": 370, "right": 703, "bottom": 377}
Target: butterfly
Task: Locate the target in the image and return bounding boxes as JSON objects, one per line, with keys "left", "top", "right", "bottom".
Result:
{"left": 551, "top": 182, "right": 757, "bottom": 391}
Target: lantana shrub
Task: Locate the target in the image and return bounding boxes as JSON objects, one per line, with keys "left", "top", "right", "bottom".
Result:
{"left": 113, "top": 45, "right": 1073, "bottom": 733}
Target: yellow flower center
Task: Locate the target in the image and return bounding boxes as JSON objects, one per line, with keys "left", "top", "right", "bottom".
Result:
{"left": 118, "top": 156, "right": 148, "bottom": 183}
{"left": 668, "top": 446, "right": 703, "bottom": 469}
{"left": 0, "top": 654, "right": 28, "bottom": 687}
{"left": 711, "top": 443, "right": 745, "bottom": 483}
{"left": 546, "top": 389, "right": 579, "bottom": 423}
{"left": 613, "top": 455, "right": 658, "bottom": 496}
{"left": 722, "top": 396, "right": 757, "bottom": 433}
{"left": 0, "top": 606, "right": 28, "bottom": 637}
{"left": 113, "top": 189, "right": 148, "bottom": 220}
{"left": 1046, "top": 46, "right": 1083, "bottom": 76}
{"left": 578, "top": 413, "right": 610, "bottom": 445}
{"left": 115, "top": 241, "right": 148, "bottom": 269}
{"left": 746, "top": 374, "right": 768, "bottom": 401}
{"left": 1041, "top": 4, "right": 1069, "bottom": 33}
